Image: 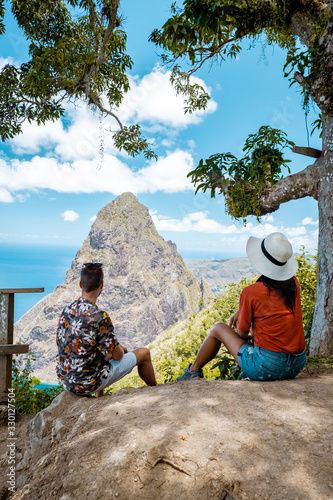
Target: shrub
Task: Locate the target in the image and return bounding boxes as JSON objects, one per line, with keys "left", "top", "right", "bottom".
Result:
{"left": 295, "top": 248, "right": 317, "bottom": 351}
{"left": 12, "top": 351, "right": 63, "bottom": 414}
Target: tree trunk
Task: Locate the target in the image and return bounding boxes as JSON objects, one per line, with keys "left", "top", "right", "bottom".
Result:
{"left": 309, "top": 115, "right": 333, "bottom": 355}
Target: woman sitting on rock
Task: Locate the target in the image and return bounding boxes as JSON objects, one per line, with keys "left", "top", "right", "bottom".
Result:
{"left": 177, "top": 232, "right": 306, "bottom": 382}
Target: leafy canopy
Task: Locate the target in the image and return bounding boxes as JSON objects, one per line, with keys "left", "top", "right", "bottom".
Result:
{"left": 188, "top": 125, "right": 295, "bottom": 221}
{"left": 0, "top": 1, "right": 157, "bottom": 159}
{"left": 150, "top": 1, "right": 300, "bottom": 109}
{"left": 150, "top": 1, "right": 328, "bottom": 219}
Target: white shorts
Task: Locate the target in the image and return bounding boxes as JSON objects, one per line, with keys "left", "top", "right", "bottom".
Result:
{"left": 96, "top": 352, "right": 137, "bottom": 392}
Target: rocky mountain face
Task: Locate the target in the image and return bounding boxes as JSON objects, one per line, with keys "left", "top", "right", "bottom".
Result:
{"left": 15, "top": 193, "right": 211, "bottom": 383}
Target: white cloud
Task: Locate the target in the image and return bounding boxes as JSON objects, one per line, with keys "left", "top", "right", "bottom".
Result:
{"left": 15, "top": 193, "right": 30, "bottom": 203}
{"left": 0, "top": 149, "right": 194, "bottom": 196}
{"left": 0, "top": 56, "right": 15, "bottom": 70}
{"left": 187, "top": 139, "right": 196, "bottom": 150}
{"left": 117, "top": 67, "right": 218, "bottom": 128}
{"left": 270, "top": 97, "right": 297, "bottom": 129}
{"left": 10, "top": 105, "right": 106, "bottom": 161}
{"left": 152, "top": 210, "right": 238, "bottom": 234}
{"left": 262, "top": 214, "right": 274, "bottom": 223}
{"left": 61, "top": 210, "right": 79, "bottom": 222}
{"left": 25, "top": 234, "right": 39, "bottom": 239}
{"left": 301, "top": 217, "right": 318, "bottom": 226}
{"left": 160, "top": 138, "right": 175, "bottom": 148}
{"left": 151, "top": 209, "right": 319, "bottom": 253}
{"left": 90, "top": 215, "right": 97, "bottom": 223}
{"left": 0, "top": 188, "right": 14, "bottom": 203}
{"left": 3, "top": 66, "right": 218, "bottom": 199}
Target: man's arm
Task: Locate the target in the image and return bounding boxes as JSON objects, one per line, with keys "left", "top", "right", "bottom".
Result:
{"left": 96, "top": 311, "right": 121, "bottom": 360}
{"left": 106, "top": 343, "right": 124, "bottom": 361}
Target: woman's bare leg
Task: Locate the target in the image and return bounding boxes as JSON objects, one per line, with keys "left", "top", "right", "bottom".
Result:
{"left": 190, "top": 322, "right": 248, "bottom": 372}
{"left": 132, "top": 347, "right": 157, "bottom": 386}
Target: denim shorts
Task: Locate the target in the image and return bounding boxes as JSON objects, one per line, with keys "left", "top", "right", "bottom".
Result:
{"left": 96, "top": 352, "right": 137, "bottom": 391}
{"left": 237, "top": 344, "right": 306, "bottom": 381}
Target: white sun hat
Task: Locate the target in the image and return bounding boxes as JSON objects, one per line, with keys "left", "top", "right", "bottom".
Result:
{"left": 246, "top": 232, "right": 298, "bottom": 281}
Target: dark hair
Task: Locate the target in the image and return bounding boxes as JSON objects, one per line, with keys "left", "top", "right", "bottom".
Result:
{"left": 257, "top": 275, "right": 297, "bottom": 313}
{"left": 80, "top": 263, "right": 103, "bottom": 292}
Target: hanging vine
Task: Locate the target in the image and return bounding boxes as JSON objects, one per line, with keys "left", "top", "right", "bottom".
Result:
{"left": 97, "top": 110, "right": 105, "bottom": 171}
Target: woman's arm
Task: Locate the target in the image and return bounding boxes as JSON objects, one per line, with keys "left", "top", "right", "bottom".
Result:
{"left": 229, "top": 309, "right": 251, "bottom": 339}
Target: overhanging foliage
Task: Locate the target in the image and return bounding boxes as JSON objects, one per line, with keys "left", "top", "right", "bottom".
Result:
{"left": 0, "top": 0, "right": 157, "bottom": 159}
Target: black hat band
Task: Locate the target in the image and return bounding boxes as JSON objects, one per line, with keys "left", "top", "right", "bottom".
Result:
{"left": 261, "top": 239, "right": 287, "bottom": 267}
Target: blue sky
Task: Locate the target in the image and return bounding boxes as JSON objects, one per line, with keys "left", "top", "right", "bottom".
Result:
{"left": 0, "top": 0, "right": 320, "bottom": 259}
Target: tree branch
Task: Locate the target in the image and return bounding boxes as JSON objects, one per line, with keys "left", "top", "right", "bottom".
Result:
{"left": 188, "top": 37, "right": 238, "bottom": 75}
{"left": 75, "top": 1, "right": 124, "bottom": 130}
{"left": 258, "top": 162, "right": 319, "bottom": 214}
{"left": 288, "top": 0, "right": 328, "bottom": 47}
{"left": 82, "top": 0, "right": 120, "bottom": 87}
{"left": 205, "top": 161, "right": 319, "bottom": 217}
{"left": 85, "top": 89, "right": 123, "bottom": 130}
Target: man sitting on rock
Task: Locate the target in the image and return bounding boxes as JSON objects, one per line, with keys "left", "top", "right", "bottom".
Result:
{"left": 56, "top": 262, "right": 157, "bottom": 396}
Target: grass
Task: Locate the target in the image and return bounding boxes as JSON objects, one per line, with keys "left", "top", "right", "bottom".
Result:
{"left": 306, "top": 355, "right": 333, "bottom": 369}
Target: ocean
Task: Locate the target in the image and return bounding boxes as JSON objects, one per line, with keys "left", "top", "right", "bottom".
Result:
{"left": 0, "top": 243, "right": 78, "bottom": 322}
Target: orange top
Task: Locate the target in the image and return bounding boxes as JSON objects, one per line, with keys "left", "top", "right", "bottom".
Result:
{"left": 238, "top": 279, "right": 305, "bottom": 353}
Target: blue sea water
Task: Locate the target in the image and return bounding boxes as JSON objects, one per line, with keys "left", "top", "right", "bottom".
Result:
{"left": 35, "top": 382, "right": 60, "bottom": 390}
{"left": 0, "top": 243, "right": 78, "bottom": 322}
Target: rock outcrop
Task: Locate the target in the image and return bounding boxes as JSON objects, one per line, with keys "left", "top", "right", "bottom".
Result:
{"left": 8, "top": 371, "right": 333, "bottom": 500}
{"left": 14, "top": 193, "right": 211, "bottom": 383}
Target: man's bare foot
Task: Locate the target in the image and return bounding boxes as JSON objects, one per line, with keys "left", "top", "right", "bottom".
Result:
{"left": 95, "top": 389, "right": 104, "bottom": 398}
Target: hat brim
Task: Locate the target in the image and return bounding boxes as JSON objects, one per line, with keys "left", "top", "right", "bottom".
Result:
{"left": 246, "top": 236, "right": 298, "bottom": 281}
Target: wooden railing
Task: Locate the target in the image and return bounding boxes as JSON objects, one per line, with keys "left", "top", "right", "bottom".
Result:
{"left": 0, "top": 288, "right": 44, "bottom": 403}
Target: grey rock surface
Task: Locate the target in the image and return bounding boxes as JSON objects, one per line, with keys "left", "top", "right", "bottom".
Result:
{"left": 14, "top": 193, "right": 211, "bottom": 383}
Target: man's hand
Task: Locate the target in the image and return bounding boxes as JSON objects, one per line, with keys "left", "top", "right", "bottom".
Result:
{"left": 229, "top": 310, "right": 239, "bottom": 329}
{"left": 105, "top": 344, "right": 128, "bottom": 361}
{"left": 110, "top": 344, "right": 124, "bottom": 361}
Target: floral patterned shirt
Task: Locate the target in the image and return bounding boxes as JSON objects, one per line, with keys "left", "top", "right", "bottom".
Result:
{"left": 56, "top": 298, "right": 119, "bottom": 395}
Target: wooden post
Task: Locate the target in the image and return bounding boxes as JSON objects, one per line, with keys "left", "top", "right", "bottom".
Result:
{"left": 0, "top": 288, "right": 44, "bottom": 403}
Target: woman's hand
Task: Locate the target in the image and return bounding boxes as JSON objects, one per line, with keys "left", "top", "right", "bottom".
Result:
{"left": 229, "top": 310, "right": 239, "bottom": 329}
